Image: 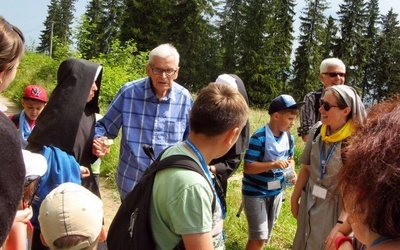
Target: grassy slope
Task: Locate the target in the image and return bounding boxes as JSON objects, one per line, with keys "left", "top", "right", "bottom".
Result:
{"left": 101, "top": 108, "right": 304, "bottom": 249}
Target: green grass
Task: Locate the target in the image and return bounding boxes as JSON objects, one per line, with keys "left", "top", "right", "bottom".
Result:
{"left": 101, "top": 108, "right": 305, "bottom": 249}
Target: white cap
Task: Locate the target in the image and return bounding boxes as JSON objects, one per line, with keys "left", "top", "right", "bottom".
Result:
{"left": 39, "top": 183, "right": 103, "bottom": 250}
{"left": 215, "top": 74, "right": 238, "bottom": 90}
{"left": 22, "top": 149, "right": 47, "bottom": 178}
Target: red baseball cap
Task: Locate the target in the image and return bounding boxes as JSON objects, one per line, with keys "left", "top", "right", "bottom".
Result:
{"left": 23, "top": 85, "right": 47, "bottom": 103}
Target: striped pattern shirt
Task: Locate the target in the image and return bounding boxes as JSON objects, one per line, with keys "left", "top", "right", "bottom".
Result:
{"left": 297, "top": 88, "right": 323, "bottom": 137}
{"left": 242, "top": 126, "right": 294, "bottom": 197}
{"left": 95, "top": 77, "right": 193, "bottom": 199}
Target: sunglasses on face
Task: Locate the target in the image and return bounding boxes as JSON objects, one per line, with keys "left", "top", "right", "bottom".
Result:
{"left": 320, "top": 100, "right": 339, "bottom": 111}
{"left": 322, "top": 72, "right": 346, "bottom": 78}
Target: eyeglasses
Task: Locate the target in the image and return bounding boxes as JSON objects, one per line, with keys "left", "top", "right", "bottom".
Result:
{"left": 320, "top": 100, "right": 339, "bottom": 111}
{"left": 322, "top": 72, "right": 346, "bottom": 78}
{"left": 149, "top": 65, "right": 177, "bottom": 76}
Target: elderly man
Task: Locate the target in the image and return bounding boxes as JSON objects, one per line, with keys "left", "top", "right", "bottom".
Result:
{"left": 93, "top": 43, "right": 193, "bottom": 199}
{"left": 297, "top": 58, "right": 346, "bottom": 142}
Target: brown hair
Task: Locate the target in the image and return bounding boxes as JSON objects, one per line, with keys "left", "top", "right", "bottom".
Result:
{"left": 190, "top": 82, "right": 249, "bottom": 137}
{"left": 278, "top": 109, "right": 300, "bottom": 116}
{"left": 0, "top": 16, "right": 25, "bottom": 73}
{"left": 53, "top": 235, "right": 99, "bottom": 250}
{"left": 339, "top": 94, "right": 400, "bottom": 238}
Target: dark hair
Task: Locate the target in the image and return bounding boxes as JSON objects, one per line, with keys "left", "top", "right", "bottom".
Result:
{"left": 190, "top": 82, "right": 248, "bottom": 137}
{"left": 339, "top": 94, "right": 400, "bottom": 238}
{"left": 0, "top": 16, "right": 25, "bottom": 72}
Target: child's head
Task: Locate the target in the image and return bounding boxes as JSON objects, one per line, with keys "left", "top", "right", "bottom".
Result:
{"left": 39, "top": 182, "right": 103, "bottom": 250}
{"left": 21, "top": 85, "right": 47, "bottom": 121}
{"left": 268, "top": 94, "right": 304, "bottom": 132}
{"left": 190, "top": 82, "right": 249, "bottom": 137}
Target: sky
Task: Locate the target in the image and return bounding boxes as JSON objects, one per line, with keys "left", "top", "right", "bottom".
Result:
{"left": 1, "top": 0, "right": 400, "bottom": 49}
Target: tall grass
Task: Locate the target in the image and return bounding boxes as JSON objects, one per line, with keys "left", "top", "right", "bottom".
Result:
{"left": 101, "top": 107, "right": 305, "bottom": 249}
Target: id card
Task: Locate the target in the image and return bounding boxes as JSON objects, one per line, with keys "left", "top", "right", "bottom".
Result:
{"left": 312, "top": 184, "right": 327, "bottom": 199}
{"left": 267, "top": 180, "right": 281, "bottom": 190}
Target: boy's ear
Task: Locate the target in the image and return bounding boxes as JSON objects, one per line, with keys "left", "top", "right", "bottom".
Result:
{"left": 40, "top": 233, "right": 49, "bottom": 247}
{"left": 271, "top": 112, "right": 279, "bottom": 120}
{"left": 225, "top": 127, "right": 240, "bottom": 146}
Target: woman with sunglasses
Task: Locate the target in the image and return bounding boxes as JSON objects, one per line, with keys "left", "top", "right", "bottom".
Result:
{"left": 291, "top": 85, "right": 366, "bottom": 250}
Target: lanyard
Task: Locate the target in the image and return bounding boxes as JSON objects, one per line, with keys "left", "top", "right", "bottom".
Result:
{"left": 371, "top": 236, "right": 391, "bottom": 247}
{"left": 185, "top": 139, "right": 226, "bottom": 218}
{"left": 319, "top": 142, "right": 338, "bottom": 180}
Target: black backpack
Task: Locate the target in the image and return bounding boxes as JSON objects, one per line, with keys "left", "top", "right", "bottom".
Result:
{"left": 107, "top": 148, "right": 216, "bottom": 250}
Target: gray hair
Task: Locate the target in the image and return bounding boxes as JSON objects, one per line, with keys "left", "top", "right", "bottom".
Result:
{"left": 148, "top": 43, "right": 180, "bottom": 67}
{"left": 320, "top": 58, "right": 346, "bottom": 73}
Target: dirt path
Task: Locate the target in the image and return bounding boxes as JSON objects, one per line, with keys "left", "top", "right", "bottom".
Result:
{"left": 1, "top": 94, "right": 121, "bottom": 230}
{"left": 99, "top": 180, "right": 120, "bottom": 230}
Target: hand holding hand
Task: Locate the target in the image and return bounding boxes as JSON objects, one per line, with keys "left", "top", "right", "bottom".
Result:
{"left": 80, "top": 166, "right": 91, "bottom": 178}
{"left": 14, "top": 207, "right": 33, "bottom": 224}
{"left": 92, "top": 137, "right": 111, "bottom": 158}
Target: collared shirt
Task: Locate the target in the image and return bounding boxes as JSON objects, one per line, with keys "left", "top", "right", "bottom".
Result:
{"left": 95, "top": 77, "right": 193, "bottom": 199}
{"left": 297, "top": 88, "right": 323, "bottom": 137}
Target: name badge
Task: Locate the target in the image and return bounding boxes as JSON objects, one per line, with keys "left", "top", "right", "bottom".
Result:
{"left": 268, "top": 180, "right": 281, "bottom": 190}
{"left": 312, "top": 184, "right": 327, "bottom": 199}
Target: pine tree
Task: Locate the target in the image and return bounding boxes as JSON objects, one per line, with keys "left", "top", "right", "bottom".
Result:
{"left": 77, "top": 0, "right": 123, "bottom": 59}
{"left": 336, "top": 0, "right": 368, "bottom": 89}
{"left": 37, "top": 0, "right": 77, "bottom": 57}
{"left": 320, "top": 16, "right": 339, "bottom": 59}
{"left": 290, "top": 0, "right": 328, "bottom": 101}
{"left": 359, "top": 0, "right": 380, "bottom": 101}
{"left": 371, "top": 9, "right": 400, "bottom": 102}
{"left": 217, "top": 0, "right": 244, "bottom": 73}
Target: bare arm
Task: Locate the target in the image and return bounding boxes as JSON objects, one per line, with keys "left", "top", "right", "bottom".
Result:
{"left": 290, "top": 164, "right": 311, "bottom": 218}
{"left": 244, "top": 159, "right": 291, "bottom": 174}
{"left": 325, "top": 212, "right": 348, "bottom": 248}
{"left": 182, "top": 232, "right": 214, "bottom": 250}
{"left": 325, "top": 220, "right": 352, "bottom": 250}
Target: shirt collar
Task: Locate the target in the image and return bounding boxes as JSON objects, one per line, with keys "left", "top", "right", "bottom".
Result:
{"left": 145, "top": 77, "right": 176, "bottom": 102}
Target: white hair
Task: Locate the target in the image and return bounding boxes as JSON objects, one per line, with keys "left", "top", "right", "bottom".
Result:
{"left": 148, "top": 43, "right": 180, "bottom": 67}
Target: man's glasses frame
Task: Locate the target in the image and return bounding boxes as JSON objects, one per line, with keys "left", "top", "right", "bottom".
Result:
{"left": 149, "top": 65, "right": 177, "bottom": 76}
{"left": 320, "top": 99, "right": 339, "bottom": 111}
{"left": 322, "top": 72, "right": 346, "bottom": 78}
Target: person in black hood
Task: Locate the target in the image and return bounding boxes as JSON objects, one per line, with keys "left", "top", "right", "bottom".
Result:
{"left": 26, "top": 58, "right": 104, "bottom": 250}
{"left": 28, "top": 58, "right": 102, "bottom": 195}
{"left": 210, "top": 74, "right": 250, "bottom": 199}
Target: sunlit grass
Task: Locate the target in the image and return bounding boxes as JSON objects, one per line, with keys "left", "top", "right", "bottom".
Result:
{"left": 102, "top": 107, "right": 305, "bottom": 249}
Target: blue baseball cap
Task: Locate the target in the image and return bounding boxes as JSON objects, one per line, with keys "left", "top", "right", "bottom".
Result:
{"left": 268, "top": 94, "right": 305, "bottom": 114}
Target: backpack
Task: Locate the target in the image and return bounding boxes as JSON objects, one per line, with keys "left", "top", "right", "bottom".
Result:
{"left": 313, "top": 88, "right": 323, "bottom": 123}
{"left": 106, "top": 148, "right": 216, "bottom": 250}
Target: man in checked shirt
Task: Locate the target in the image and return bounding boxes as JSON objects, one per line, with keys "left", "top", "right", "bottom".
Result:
{"left": 93, "top": 43, "right": 193, "bottom": 200}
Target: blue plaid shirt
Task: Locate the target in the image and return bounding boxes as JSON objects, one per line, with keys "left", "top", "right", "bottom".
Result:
{"left": 95, "top": 77, "right": 193, "bottom": 199}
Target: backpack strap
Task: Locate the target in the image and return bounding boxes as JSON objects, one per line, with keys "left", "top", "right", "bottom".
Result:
{"left": 313, "top": 123, "right": 322, "bottom": 141}
{"left": 314, "top": 88, "right": 323, "bottom": 123}
{"left": 151, "top": 154, "right": 217, "bottom": 212}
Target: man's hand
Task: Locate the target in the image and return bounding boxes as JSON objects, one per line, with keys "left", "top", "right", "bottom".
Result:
{"left": 92, "top": 136, "right": 111, "bottom": 158}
